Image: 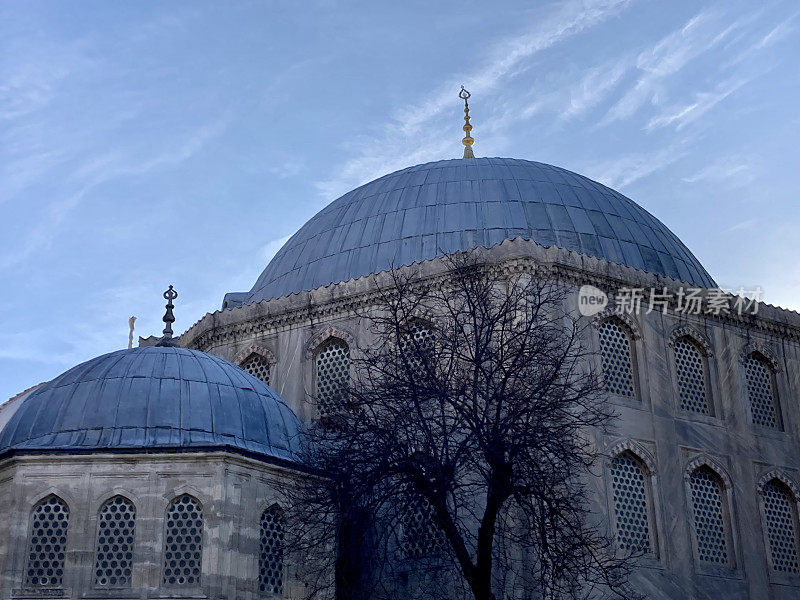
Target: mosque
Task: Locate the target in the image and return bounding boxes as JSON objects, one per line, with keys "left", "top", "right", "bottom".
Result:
{"left": 1, "top": 90, "right": 799, "bottom": 600}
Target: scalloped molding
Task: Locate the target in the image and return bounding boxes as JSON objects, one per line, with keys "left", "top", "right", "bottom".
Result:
{"left": 669, "top": 325, "right": 713, "bottom": 357}
{"left": 608, "top": 439, "right": 657, "bottom": 474}
{"left": 684, "top": 455, "right": 732, "bottom": 490}
{"left": 234, "top": 343, "right": 277, "bottom": 366}
{"left": 743, "top": 341, "right": 781, "bottom": 373}
{"left": 757, "top": 468, "right": 800, "bottom": 499}
{"left": 593, "top": 310, "right": 642, "bottom": 341}
{"left": 305, "top": 325, "right": 356, "bottom": 359}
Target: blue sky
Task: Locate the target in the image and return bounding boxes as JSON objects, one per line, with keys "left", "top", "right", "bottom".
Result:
{"left": 1, "top": 0, "right": 798, "bottom": 401}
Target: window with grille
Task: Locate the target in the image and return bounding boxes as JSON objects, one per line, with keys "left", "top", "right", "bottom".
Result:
{"left": 25, "top": 496, "right": 70, "bottom": 588}
{"left": 610, "top": 453, "right": 654, "bottom": 554}
{"left": 401, "top": 495, "right": 443, "bottom": 558}
{"left": 94, "top": 496, "right": 136, "bottom": 588}
{"left": 259, "top": 504, "right": 285, "bottom": 596}
{"left": 399, "top": 321, "right": 435, "bottom": 373}
{"left": 689, "top": 467, "right": 729, "bottom": 565}
{"left": 763, "top": 480, "right": 800, "bottom": 574}
{"left": 674, "top": 338, "right": 710, "bottom": 414}
{"left": 315, "top": 338, "right": 350, "bottom": 417}
{"left": 162, "top": 495, "right": 203, "bottom": 587}
{"left": 243, "top": 354, "right": 271, "bottom": 385}
{"left": 745, "top": 355, "right": 780, "bottom": 428}
{"left": 598, "top": 320, "right": 636, "bottom": 398}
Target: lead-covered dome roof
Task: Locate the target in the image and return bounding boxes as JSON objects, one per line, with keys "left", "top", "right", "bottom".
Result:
{"left": 0, "top": 346, "right": 301, "bottom": 462}
{"left": 241, "top": 157, "right": 714, "bottom": 304}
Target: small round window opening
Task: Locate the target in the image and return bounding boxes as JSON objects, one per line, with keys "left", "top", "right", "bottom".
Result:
{"left": 162, "top": 495, "right": 203, "bottom": 587}
{"left": 25, "top": 496, "right": 70, "bottom": 588}
{"left": 94, "top": 496, "right": 136, "bottom": 588}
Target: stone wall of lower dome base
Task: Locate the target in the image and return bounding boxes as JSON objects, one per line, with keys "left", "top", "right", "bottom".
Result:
{"left": 0, "top": 453, "right": 317, "bottom": 600}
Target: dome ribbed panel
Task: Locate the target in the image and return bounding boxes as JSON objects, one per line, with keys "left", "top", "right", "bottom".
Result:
{"left": 245, "top": 158, "right": 714, "bottom": 303}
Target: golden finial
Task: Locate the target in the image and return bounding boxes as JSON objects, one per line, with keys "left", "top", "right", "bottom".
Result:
{"left": 459, "top": 85, "right": 475, "bottom": 159}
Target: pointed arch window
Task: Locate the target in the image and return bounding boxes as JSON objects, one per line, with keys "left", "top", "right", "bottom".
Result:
{"left": 401, "top": 494, "right": 444, "bottom": 558}
{"left": 762, "top": 479, "right": 800, "bottom": 574}
{"left": 688, "top": 467, "right": 731, "bottom": 565}
{"left": 162, "top": 495, "right": 203, "bottom": 587}
{"left": 315, "top": 338, "right": 350, "bottom": 417}
{"left": 259, "top": 504, "right": 285, "bottom": 596}
{"left": 609, "top": 452, "right": 655, "bottom": 554}
{"left": 399, "top": 320, "right": 435, "bottom": 374}
{"left": 674, "top": 337, "right": 711, "bottom": 415}
{"left": 94, "top": 496, "right": 136, "bottom": 588}
{"left": 598, "top": 320, "right": 636, "bottom": 398}
{"left": 25, "top": 496, "right": 70, "bottom": 588}
{"left": 745, "top": 353, "right": 780, "bottom": 429}
{"left": 242, "top": 354, "right": 271, "bottom": 385}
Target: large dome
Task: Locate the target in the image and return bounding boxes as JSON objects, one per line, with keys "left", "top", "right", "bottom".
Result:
{"left": 0, "top": 346, "right": 301, "bottom": 462}
{"left": 241, "top": 157, "right": 714, "bottom": 304}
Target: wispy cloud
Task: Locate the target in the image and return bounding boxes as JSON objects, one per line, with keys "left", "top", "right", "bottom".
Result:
{"left": 315, "top": 0, "right": 634, "bottom": 199}
{"left": 599, "top": 9, "right": 742, "bottom": 126}
{"left": 584, "top": 143, "right": 689, "bottom": 189}
{"left": 561, "top": 58, "right": 630, "bottom": 120}
{"left": 645, "top": 77, "right": 748, "bottom": 131}
{"left": 682, "top": 155, "right": 757, "bottom": 186}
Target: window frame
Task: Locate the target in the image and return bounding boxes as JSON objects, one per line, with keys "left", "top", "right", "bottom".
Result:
{"left": 161, "top": 494, "right": 204, "bottom": 589}
{"left": 23, "top": 494, "right": 71, "bottom": 590}
{"left": 92, "top": 495, "right": 137, "bottom": 589}
{"left": 758, "top": 475, "right": 800, "bottom": 584}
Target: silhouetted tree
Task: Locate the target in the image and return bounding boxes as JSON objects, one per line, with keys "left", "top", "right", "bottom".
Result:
{"left": 285, "top": 251, "right": 638, "bottom": 600}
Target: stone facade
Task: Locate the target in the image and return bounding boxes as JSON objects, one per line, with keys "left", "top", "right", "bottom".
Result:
{"left": 178, "top": 239, "right": 800, "bottom": 600}
{"left": 0, "top": 452, "right": 306, "bottom": 600}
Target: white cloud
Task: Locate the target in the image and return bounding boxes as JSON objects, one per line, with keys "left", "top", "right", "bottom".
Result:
{"left": 645, "top": 77, "right": 748, "bottom": 131}
{"left": 583, "top": 144, "right": 689, "bottom": 189}
{"left": 682, "top": 155, "right": 756, "bottom": 186}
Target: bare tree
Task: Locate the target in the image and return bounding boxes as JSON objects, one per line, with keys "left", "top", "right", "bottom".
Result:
{"left": 285, "top": 252, "right": 639, "bottom": 600}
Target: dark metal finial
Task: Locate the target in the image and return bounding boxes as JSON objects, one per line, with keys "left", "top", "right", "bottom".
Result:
{"left": 156, "top": 285, "right": 179, "bottom": 347}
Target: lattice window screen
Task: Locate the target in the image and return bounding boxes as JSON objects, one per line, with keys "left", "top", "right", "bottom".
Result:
{"left": 610, "top": 453, "right": 653, "bottom": 553}
{"left": 598, "top": 321, "right": 636, "bottom": 398}
{"left": 162, "top": 495, "right": 203, "bottom": 587}
{"left": 400, "top": 322, "right": 435, "bottom": 373}
{"left": 315, "top": 339, "right": 350, "bottom": 417}
{"left": 745, "top": 355, "right": 779, "bottom": 428}
{"left": 25, "top": 496, "right": 70, "bottom": 588}
{"left": 94, "top": 496, "right": 136, "bottom": 588}
{"left": 689, "top": 468, "right": 729, "bottom": 565}
{"left": 674, "top": 339, "right": 710, "bottom": 414}
{"left": 243, "top": 354, "right": 271, "bottom": 385}
{"left": 763, "top": 480, "right": 800, "bottom": 574}
{"left": 401, "top": 495, "right": 443, "bottom": 558}
{"left": 259, "top": 505, "right": 285, "bottom": 596}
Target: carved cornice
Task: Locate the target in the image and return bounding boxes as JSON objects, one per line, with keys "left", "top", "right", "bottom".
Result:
{"left": 668, "top": 325, "right": 713, "bottom": 357}
{"left": 684, "top": 455, "right": 732, "bottom": 490}
{"left": 305, "top": 325, "right": 356, "bottom": 359}
{"left": 233, "top": 344, "right": 277, "bottom": 366}
{"left": 757, "top": 468, "right": 800, "bottom": 499}
{"left": 608, "top": 439, "right": 657, "bottom": 475}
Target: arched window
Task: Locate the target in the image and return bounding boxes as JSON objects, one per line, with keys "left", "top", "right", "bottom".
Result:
{"left": 598, "top": 320, "right": 636, "bottom": 398}
{"left": 242, "top": 354, "right": 271, "bottom": 385}
{"left": 762, "top": 479, "right": 800, "bottom": 574}
{"left": 744, "top": 353, "right": 780, "bottom": 429}
{"left": 259, "top": 504, "right": 285, "bottom": 596}
{"left": 609, "top": 452, "right": 655, "bottom": 554}
{"left": 674, "top": 338, "right": 710, "bottom": 415}
{"left": 401, "top": 494, "right": 443, "bottom": 558}
{"left": 162, "top": 495, "right": 203, "bottom": 587}
{"left": 315, "top": 338, "right": 350, "bottom": 417}
{"left": 94, "top": 496, "right": 136, "bottom": 588}
{"left": 25, "top": 495, "right": 70, "bottom": 588}
{"left": 688, "top": 467, "right": 730, "bottom": 565}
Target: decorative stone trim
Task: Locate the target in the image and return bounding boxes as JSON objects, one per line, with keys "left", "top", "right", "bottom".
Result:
{"left": 669, "top": 325, "right": 713, "bottom": 357}
{"left": 757, "top": 469, "right": 800, "bottom": 499}
{"left": 305, "top": 326, "right": 356, "bottom": 359}
{"left": 593, "top": 310, "right": 642, "bottom": 340}
{"left": 743, "top": 341, "right": 781, "bottom": 373}
{"left": 608, "top": 439, "right": 657, "bottom": 475}
{"left": 234, "top": 344, "right": 277, "bottom": 366}
{"left": 684, "top": 455, "right": 732, "bottom": 490}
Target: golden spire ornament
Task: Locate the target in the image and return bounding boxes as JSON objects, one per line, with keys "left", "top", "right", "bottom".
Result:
{"left": 459, "top": 85, "right": 475, "bottom": 159}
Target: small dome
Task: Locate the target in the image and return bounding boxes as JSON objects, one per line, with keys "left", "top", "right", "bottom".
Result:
{"left": 0, "top": 346, "right": 301, "bottom": 462}
{"left": 240, "top": 157, "right": 714, "bottom": 304}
